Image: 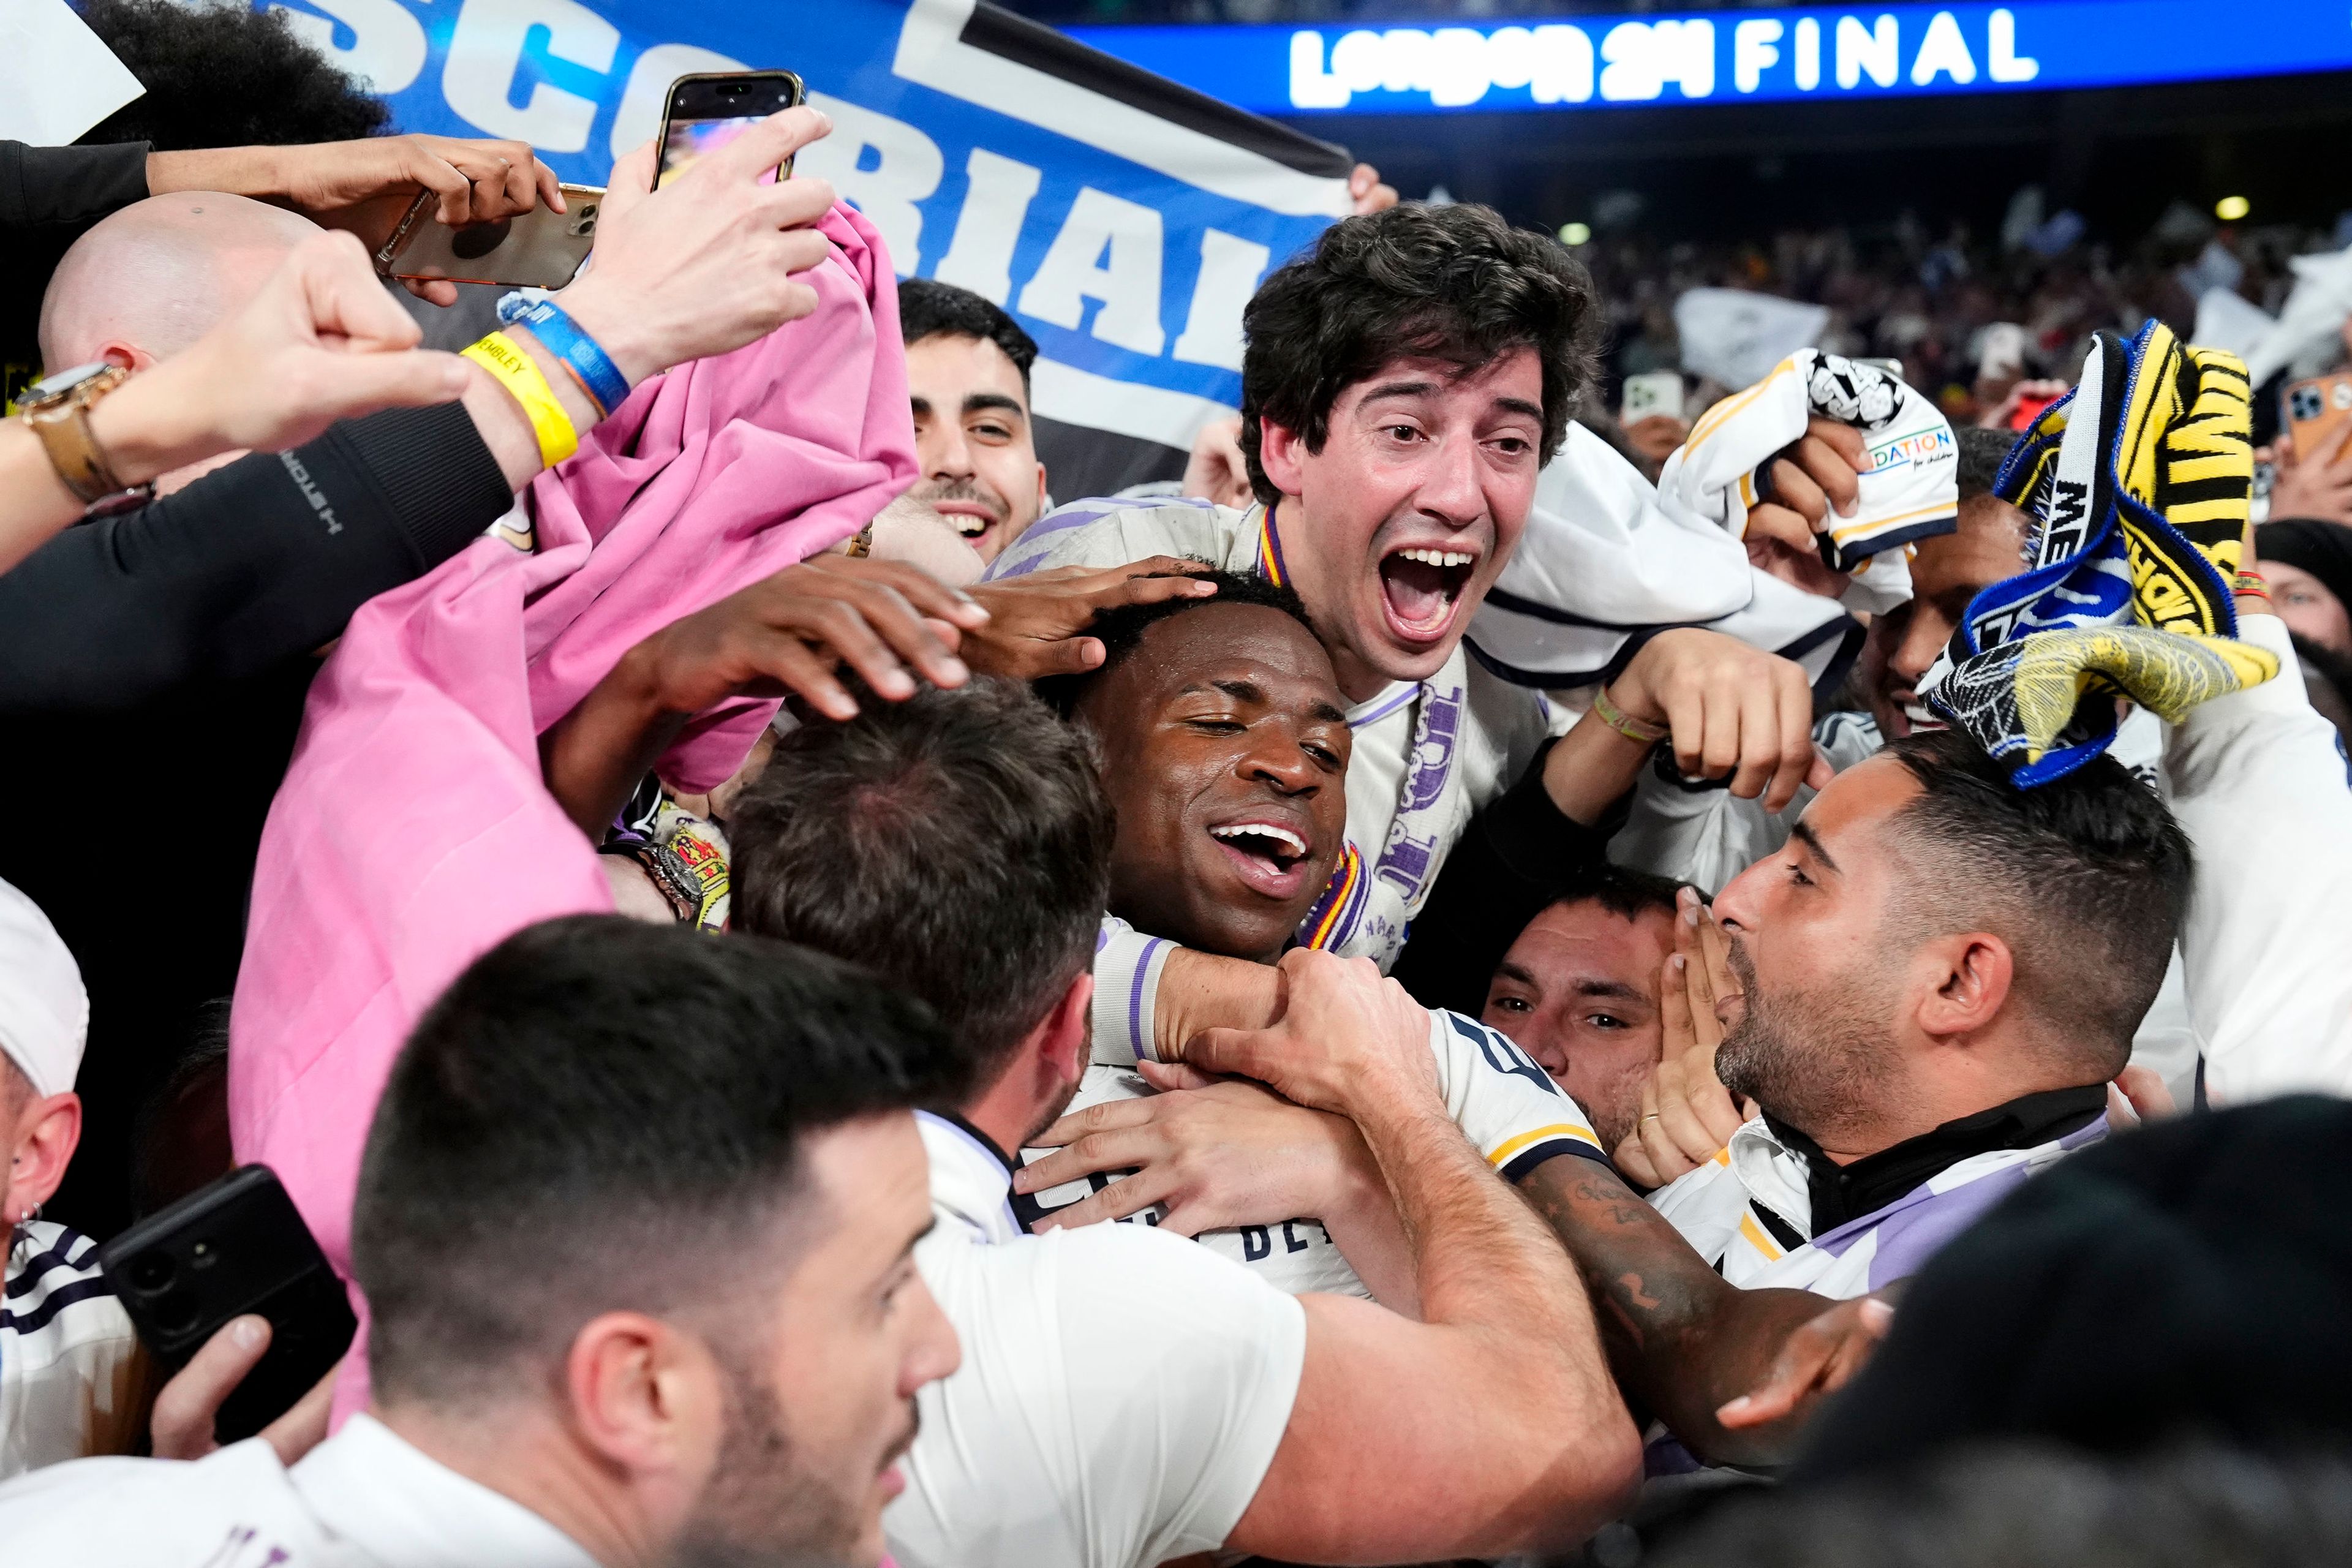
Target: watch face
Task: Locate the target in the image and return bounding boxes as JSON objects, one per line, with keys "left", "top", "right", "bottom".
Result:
{"left": 24, "top": 360, "right": 115, "bottom": 402}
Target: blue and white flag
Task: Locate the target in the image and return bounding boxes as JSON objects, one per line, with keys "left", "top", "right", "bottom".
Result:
{"left": 269, "top": 0, "right": 1353, "bottom": 489}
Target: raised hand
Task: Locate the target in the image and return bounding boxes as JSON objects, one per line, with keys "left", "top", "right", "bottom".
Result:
{"left": 555, "top": 110, "right": 844, "bottom": 390}
{"left": 1615, "top": 890, "right": 1751, "bottom": 1188}
{"left": 1713, "top": 1293, "right": 1896, "bottom": 1431}
{"left": 961, "top": 557, "right": 1218, "bottom": 679}
{"left": 1609, "top": 627, "right": 1833, "bottom": 811}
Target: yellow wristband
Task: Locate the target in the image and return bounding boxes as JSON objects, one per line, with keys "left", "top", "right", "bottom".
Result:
{"left": 461, "top": 331, "right": 578, "bottom": 469}
{"left": 1593, "top": 684, "right": 1670, "bottom": 746}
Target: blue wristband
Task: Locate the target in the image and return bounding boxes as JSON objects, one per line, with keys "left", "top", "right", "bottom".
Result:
{"left": 496, "top": 290, "right": 631, "bottom": 419}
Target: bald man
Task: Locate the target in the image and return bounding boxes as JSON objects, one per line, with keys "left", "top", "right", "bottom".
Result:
{"left": 37, "top": 194, "right": 323, "bottom": 492}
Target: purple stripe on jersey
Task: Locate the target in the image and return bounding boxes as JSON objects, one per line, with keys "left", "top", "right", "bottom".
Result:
{"left": 1129, "top": 937, "right": 1167, "bottom": 1060}
{"left": 1095, "top": 925, "right": 1111, "bottom": 953}
{"left": 1854, "top": 1164, "right": 2035, "bottom": 1289}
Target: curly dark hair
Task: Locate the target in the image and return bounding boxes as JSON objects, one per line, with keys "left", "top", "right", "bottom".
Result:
{"left": 1036, "top": 567, "right": 1316, "bottom": 717}
{"left": 75, "top": 0, "right": 391, "bottom": 151}
{"left": 1238, "top": 202, "right": 1599, "bottom": 507}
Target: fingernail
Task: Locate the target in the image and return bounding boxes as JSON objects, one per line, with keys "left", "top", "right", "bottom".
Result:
{"left": 1862, "top": 1298, "right": 1895, "bottom": 1326}
{"left": 233, "top": 1316, "right": 266, "bottom": 1349}
{"left": 940, "top": 658, "right": 969, "bottom": 683}
{"left": 813, "top": 110, "right": 834, "bottom": 133}
{"left": 1717, "top": 1395, "right": 1752, "bottom": 1416}
{"left": 1671, "top": 954, "right": 1687, "bottom": 973}
{"left": 883, "top": 673, "right": 915, "bottom": 696}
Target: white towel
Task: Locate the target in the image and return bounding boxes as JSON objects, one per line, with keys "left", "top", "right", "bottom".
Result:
{"left": 1657, "top": 350, "right": 1959, "bottom": 594}
{"left": 1466, "top": 424, "right": 1860, "bottom": 695}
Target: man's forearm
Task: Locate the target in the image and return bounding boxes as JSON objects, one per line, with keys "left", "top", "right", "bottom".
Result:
{"left": 540, "top": 649, "right": 685, "bottom": 837}
{"left": 1353, "top": 1087, "right": 1605, "bottom": 1370}
{"left": 1520, "top": 1156, "right": 1834, "bottom": 1466}
{"left": 1543, "top": 705, "right": 1656, "bottom": 826}
{"left": 1153, "top": 948, "right": 1282, "bottom": 1062}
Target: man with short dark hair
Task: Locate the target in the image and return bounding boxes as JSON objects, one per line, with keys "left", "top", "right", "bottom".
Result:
{"left": 1478, "top": 868, "right": 1689, "bottom": 1154}
{"left": 897, "top": 277, "right": 1047, "bottom": 562}
{"left": 1651, "top": 729, "right": 2193, "bottom": 1295}
{"left": 729, "top": 677, "right": 1646, "bottom": 1568}
{"left": 0, "top": 916, "right": 962, "bottom": 1567}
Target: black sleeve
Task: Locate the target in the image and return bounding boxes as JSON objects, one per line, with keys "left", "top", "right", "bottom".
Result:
{"left": 1, "top": 140, "right": 152, "bottom": 371}
{"left": 0, "top": 400, "right": 513, "bottom": 715}
{"left": 1389, "top": 736, "right": 1626, "bottom": 1017}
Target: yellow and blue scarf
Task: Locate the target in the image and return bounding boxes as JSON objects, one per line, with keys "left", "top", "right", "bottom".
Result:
{"left": 1926, "top": 320, "right": 2277, "bottom": 786}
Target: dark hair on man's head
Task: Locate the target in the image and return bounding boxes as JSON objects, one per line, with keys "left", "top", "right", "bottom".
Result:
{"left": 1038, "top": 568, "right": 1318, "bottom": 717}
{"left": 353, "top": 916, "right": 949, "bottom": 1408}
{"left": 730, "top": 679, "right": 1110, "bottom": 1091}
{"left": 1238, "top": 202, "right": 1599, "bottom": 506}
{"left": 75, "top": 0, "right": 391, "bottom": 150}
{"left": 1548, "top": 862, "right": 1690, "bottom": 927}
{"left": 1955, "top": 424, "right": 2019, "bottom": 500}
{"left": 897, "top": 277, "right": 1039, "bottom": 391}
{"left": 1882, "top": 729, "right": 2192, "bottom": 1077}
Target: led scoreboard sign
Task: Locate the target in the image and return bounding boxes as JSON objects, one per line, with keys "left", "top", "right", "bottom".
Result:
{"left": 1068, "top": 1, "right": 2352, "bottom": 116}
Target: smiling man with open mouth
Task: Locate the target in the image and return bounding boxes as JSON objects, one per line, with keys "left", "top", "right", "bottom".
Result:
{"left": 985, "top": 203, "right": 1859, "bottom": 1066}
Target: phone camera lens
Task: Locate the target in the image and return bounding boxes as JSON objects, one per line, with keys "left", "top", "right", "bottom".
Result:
{"left": 450, "top": 218, "right": 513, "bottom": 262}
{"left": 149, "top": 1288, "right": 200, "bottom": 1337}
{"left": 190, "top": 1240, "right": 219, "bottom": 1270}
{"left": 722, "top": 82, "right": 746, "bottom": 95}
{"left": 127, "top": 1253, "right": 175, "bottom": 1294}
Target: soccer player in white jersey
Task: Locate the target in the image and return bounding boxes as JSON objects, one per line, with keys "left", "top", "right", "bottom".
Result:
{"left": 964, "top": 201, "right": 1868, "bottom": 1060}
{"left": 0, "top": 918, "right": 962, "bottom": 1567}
{"left": 730, "top": 678, "right": 1645, "bottom": 1566}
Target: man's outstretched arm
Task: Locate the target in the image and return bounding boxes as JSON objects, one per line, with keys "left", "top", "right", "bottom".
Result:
{"left": 1517, "top": 1155, "right": 1889, "bottom": 1468}
{"left": 1189, "top": 951, "right": 1642, "bottom": 1562}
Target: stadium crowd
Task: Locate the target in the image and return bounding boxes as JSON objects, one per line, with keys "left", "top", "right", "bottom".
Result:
{"left": 4, "top": 6, "right": 2352, "bottom": 1567}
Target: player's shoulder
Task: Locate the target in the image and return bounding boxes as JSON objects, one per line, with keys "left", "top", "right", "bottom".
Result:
{"left": 985, "top": 497, "right": 1251, "bottom": 582}
{"left": 0, "top": 1439, "right": 304, "bottom": 1561}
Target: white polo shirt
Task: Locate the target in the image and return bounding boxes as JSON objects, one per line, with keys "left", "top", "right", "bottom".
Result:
{"left": 1, "top": 1219, "right": 141, "bottom": 1479}
{"left": 0, "top": 1411, "right": 595, "bottom": 1566}
{"left": 887, "top": 1112, "right": 1306, "bottom": 1568}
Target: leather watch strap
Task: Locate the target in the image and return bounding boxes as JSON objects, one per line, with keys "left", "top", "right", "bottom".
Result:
{"left": 21, "top": 364, "right": 131, "bottom": 504}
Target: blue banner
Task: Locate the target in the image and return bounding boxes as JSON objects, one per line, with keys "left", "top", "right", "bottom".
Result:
{"left": 268, "top": 0, "right": 1351, "bottom": 449}
{"left": 1066, "top": 1, "right": 2352, "bottom": 117}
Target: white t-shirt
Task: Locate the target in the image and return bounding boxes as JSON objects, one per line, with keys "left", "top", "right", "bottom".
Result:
{"left": 0, "top": 1412, "right": 595, "bottom": 1567}
{"left": 888, "top": 1112, "right": 1306, "bottom": 1568}
{"left": 1, "top": 1220, "right": 142, "bottom": 1479}
{"left": 1019, "top": 1004, "right": 1611, "bottom": 1299}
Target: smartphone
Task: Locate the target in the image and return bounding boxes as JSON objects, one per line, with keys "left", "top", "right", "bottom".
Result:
{"left": 97, "top": 1165, "right": 358, "bottom": 1445}
{"left": 657, "top": 70, "right": 806, "bottom": 189}
{"left": 375, "top": 183, "right": 603, "bottom": 290}
{"left": 2284, "top": 371, "right": 2352, "bottom": 462}
{"left": 1620, "top": 370, "right": 1684, "bottom": 426}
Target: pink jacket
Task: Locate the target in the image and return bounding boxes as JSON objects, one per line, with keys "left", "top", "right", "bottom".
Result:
{"left": 229, "top": 206, "right": 912, "bottom": 1290}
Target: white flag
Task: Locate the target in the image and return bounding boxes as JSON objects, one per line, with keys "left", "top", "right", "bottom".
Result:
{"left": 1674, "top": 287, "right": 1830, "bottom": 390}
{"left": 0, "top": 0, "right": 143, "bottom": 145}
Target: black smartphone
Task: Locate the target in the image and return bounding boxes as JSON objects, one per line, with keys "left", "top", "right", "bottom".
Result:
{"left": 97, "top": 1165, "right": 357, "bottom": 1445}
{"left": 656, "top": 70, "right": 807, "bottom": 189}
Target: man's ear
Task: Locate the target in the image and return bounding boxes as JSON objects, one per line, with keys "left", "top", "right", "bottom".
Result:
{"left": 97, "top": 339, "right": 154, "bottom": 374}
{"left": 1257, "top": 417, "right": 1308, "bottom": 499}
{"left": 1915, "top": 932, "right": 2013, "bottom": 1041}
{"left": 1033, "top": 459, "right": 1049, "bottom": 516}
{"left": 4, "top": 1090, "right": 80, "bottom": 1222}
{"left": 1042, "top": 972, "right": 1093, "bottom": 1088}
{"left": 564, "top": 1310, "right": 721, "bottom": 1482}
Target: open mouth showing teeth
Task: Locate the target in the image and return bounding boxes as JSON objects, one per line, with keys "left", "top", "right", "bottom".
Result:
{"left": 1901, "top": 700, "right": 1947, "bottom": 733}
{"left": 947, "top": 514, "right": 992, "bottom": 538}
{"left": 1209, "top": 821, "right": 1308, "bottom": 871}
{"left": 1379, "top": 547, "right": 1477, "bottom": 639}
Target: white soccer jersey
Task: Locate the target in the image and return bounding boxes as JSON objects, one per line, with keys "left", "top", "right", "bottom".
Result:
{"left": 1, "top": 1221, "right": 141, "bottom": 1479}
{"left": 1020, "top": 997, "right": 1610, "bottom": 1300}
{"left": 889, "top": 1114, "right": 1306, "bottom": 1568}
